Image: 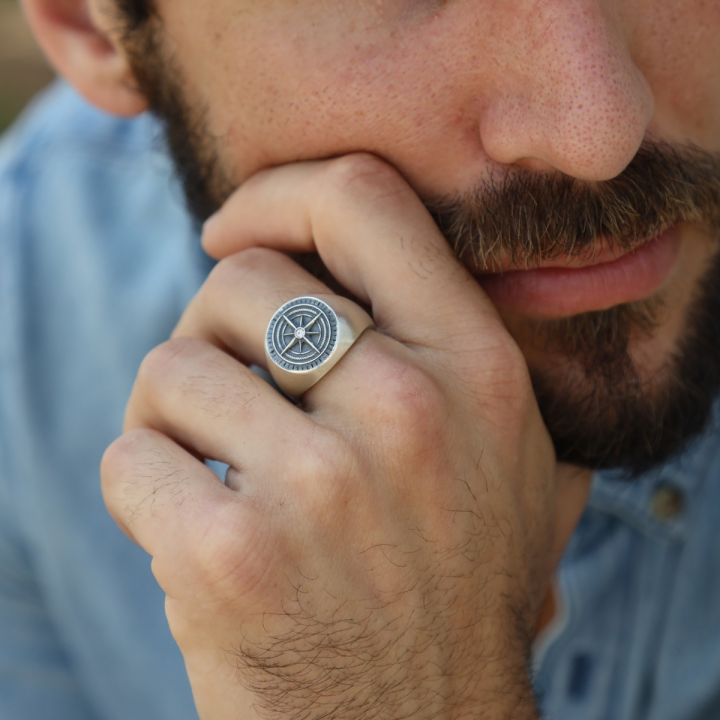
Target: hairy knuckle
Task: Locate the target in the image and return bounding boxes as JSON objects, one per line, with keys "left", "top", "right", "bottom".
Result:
{"left": 101, "top": 428, "right": 157, "bottom": 485}
{"left": 134, "top": 335, "right": 261, "bottom": 429}
{"left": 100, "top": 428, "right": 176, "bottom": 524}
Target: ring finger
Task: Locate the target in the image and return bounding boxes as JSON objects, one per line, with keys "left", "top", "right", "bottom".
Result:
{"left": 171, "top": 246, "right": 404, "bottom": 415}
{"left": 174, "top": 247, "right": 334, "bottom": 369}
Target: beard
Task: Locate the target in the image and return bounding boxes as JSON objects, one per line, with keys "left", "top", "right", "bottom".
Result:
{"left": 123, "top": 24, "right": 720, "bottom": 477}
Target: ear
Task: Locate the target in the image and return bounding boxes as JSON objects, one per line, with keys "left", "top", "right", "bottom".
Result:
{"left": 21, "top": 0, "right": 148, "bottom": 117}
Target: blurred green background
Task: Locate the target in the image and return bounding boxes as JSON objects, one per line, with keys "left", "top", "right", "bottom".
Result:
{"left": 0, "top": 0, "right": 54, "bottom": 132}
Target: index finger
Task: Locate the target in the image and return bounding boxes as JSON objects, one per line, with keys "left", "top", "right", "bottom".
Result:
{"left": 203, "top": 154, "right": 505, "bottom": 349}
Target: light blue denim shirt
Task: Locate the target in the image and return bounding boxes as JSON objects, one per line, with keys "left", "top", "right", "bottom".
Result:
{"left": 1, "top": 83, "right": 719, "bottom": 720}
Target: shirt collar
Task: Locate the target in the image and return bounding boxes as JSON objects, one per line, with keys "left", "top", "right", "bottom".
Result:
{"left": 585, "top": 401, "right": 720, "bottom": 544}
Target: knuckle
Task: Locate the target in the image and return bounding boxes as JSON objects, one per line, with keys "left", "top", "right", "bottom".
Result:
{"left": 100, "top": 428, "right": 159, "bottom": 485}
{"left": 289, "top": 429, "right": 356, "bottom": 515}
{"left": 201, "top": 249, "right": 299, "bottom": 319}
{"left": 206, "top": 246, "right": 280, "bottom": 290}
{"left": 371, "top": 359, "right": 447, "bottom": 455}
{"left": 100, "top": 428, "right": 172, "bottom": 518}
{"left": 135, "top": 337, "right": 208, "bottom": 401}
{"left": 322, "top": 153, "right": 411, "bottom": 209}
{"left": 133, "top": 335, "right": 262, "bottom": 428}
{"left": 297, "top": 429, "right": 351, "bottom": 485}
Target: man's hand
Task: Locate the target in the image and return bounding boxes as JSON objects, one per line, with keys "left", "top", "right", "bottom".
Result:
{"left": 101, "top": 154, "right": 555, "bottom": 719}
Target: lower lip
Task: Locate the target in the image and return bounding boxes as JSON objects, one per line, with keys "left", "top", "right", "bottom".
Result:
{"left": 477, "top": 228, "right": 682, "bottom": 318}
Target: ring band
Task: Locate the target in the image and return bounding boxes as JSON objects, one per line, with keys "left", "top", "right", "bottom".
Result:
{"left": 265, "top": 295, "right": 374, "bottom": 397}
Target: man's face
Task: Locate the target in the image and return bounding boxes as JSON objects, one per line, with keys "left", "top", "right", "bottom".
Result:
{"left": 116, "top": 0, "right": 720, "bottom": 474}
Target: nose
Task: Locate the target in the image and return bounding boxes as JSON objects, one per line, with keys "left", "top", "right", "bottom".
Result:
{"left": 472, "top": 2, "right": 654, "bottom": 181}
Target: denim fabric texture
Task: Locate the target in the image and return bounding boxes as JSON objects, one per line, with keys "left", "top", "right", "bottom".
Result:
{"left": 1, "top": 83, "right": 719, "bottom": 720}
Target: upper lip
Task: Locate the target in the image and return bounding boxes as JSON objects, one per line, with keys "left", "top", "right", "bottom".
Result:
{"left": 477, "top": 235, "right": 658, "bottom": 275}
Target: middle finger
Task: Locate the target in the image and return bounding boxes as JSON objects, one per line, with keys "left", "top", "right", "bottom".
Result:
{"left": 125, "top": 334, "right": 312, "bottom": 471}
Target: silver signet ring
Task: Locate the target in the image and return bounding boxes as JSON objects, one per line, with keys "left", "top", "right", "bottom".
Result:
{"left": 265, "top": 295, "right": 374, "bottom": 397}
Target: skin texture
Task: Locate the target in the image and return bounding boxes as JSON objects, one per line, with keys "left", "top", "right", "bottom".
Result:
{"left": 93, "top": 0, "right": 720, "bottom": 473}
{"left": 132, "top": 1, "right": 719, "bottom": 182}
{"left": 20, "top": 0, "right": 720, "bottom": 718}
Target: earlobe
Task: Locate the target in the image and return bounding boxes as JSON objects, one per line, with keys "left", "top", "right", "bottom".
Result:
{"left": 21, "top": 0, "right": 149, "bottom": 117}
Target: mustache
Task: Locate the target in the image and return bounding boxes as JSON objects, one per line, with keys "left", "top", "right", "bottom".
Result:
{"left": 427, "top": 140, "right": 720, "bottom": 272}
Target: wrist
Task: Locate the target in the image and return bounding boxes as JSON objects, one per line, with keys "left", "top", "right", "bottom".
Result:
{"left": 452, "top": 661, "right": 540, "bottom": 720}
{"left": 450, "top": 616, "right": 539, "bottom": 720}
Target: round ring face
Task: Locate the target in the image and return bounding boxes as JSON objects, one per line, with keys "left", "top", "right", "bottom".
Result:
{"left": 266, "top": 297, "right": 338, "bottom": 372}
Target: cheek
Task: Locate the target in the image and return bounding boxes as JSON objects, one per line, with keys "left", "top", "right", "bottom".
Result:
{"left": 161, "top": 0, "right": 720, "bottom": 188}
{"left": 633, "top": 1, "right": 720, "bottom": 148}
{"left": 161, "top": 1, "right": 484, "bottom": 189}
{"left": 215, "top": 39, "right": 460, "bottom": 185}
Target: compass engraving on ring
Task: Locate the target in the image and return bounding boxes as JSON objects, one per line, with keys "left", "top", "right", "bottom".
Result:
{"left": 266, "top": 297, "right": 338, "bottom": 372}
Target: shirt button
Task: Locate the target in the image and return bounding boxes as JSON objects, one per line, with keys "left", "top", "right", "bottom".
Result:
{"left": 651, "top": 484, "right": 685, "bottom": 521}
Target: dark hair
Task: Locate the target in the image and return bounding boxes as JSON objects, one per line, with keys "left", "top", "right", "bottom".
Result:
{"left": 115, "top": 0, "right": 153, "bottom": 31}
